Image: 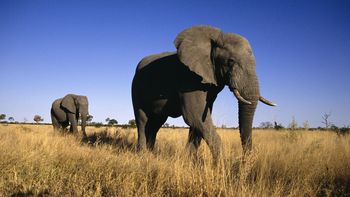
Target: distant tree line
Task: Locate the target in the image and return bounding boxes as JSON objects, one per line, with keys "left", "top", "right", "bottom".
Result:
{"left": 256, "top": 112, "right": 350, "bottom": 135}
{"left": 1, "top": 112, "right": 349, "bottom": 135}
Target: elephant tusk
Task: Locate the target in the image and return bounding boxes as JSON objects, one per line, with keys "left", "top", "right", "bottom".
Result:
{"left": 233, "top": 89, "right": 252, "bottom": 105}
{"left": 259, "top": 96, "right": 277, "bottom": 106}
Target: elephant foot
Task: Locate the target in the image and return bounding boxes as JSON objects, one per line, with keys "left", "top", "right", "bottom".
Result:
{"left": 72, "top": 131, "right": 87, "bottom": 141}
{"left": 136, "top": 140, "right": 147, "bottom": 152}
{"left": 80, "top": 135, "right": 89, "bottom": 143}
{"left": 81, "top": 131, "right": 87, "bottom": 138}
{"left": 187, "top": 152, "right": 204, "bottom": 167}
{"left": 210, "top": 146, "right": 223, "bottom": 168}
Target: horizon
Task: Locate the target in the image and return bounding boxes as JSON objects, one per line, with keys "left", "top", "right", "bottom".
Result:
{"left": 1, "top": 0, "right": 350, "bottom": 128}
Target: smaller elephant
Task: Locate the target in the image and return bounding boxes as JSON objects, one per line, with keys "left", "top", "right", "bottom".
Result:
{"left": 51, "top": 94, "right": 89, "bottom": 137}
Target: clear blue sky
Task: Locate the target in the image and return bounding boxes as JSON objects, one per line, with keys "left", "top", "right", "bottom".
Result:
{"left": 1, "top": 0, "right": 349, "bottom": 128}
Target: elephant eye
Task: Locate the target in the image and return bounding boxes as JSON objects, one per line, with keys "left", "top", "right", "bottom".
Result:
{"left": 227, "top": 58, "right": 235, "bottom": 66}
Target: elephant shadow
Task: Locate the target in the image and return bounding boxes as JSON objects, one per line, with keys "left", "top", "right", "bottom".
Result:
{"left": 11, "top": 189, "right": 49, "bottom": 197}
{"left": 82, "top": 129, "right": 136, "bottom": 151}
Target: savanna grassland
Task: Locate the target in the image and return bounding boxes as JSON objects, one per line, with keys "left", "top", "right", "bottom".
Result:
{"left": 0, "top": 124, "right": 349, "bottom": 196}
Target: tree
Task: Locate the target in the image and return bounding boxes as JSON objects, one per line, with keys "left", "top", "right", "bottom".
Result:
{"left": 105, "top": 117, "right": 110, "bottom": 123}
{"left": 259, "top": 121, "right": 273, "bottom": 129}
{"left": 128, "top": 119, "right": 136, "bottom": 128}
{"left": 303, "top": 120, "right": 310, "bottom": 131}
{"left": 108, "top": 119, "right": 118, "bottom": 125}
{"left": 33, "top": 115, "right": 44, "bottom": 124}
{"left": 0, "top": 114, "right": 6, "bottom": 122}
{"left": 321, "top": 112, "right": 332, "bottom": 129}
{"left": 163, "top": 123, "right": 170, "bottom": 128}
{"left": 288, "top": 116, "right": 298, "bottom": 130}
{"left": 8, "top": 117, "right": 14, "bottom": 122}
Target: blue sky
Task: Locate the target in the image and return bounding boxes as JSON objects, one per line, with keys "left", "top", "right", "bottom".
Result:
{"left": 1, "top": 0, "right": 349, "bottom": 127}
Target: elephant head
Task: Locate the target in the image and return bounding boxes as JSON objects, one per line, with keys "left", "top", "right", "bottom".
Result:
{"left": 174, "top": 26, "right": 275, "bottom": 151}
{"left": 61, "top": 94, "right": 89, "bottom": 133}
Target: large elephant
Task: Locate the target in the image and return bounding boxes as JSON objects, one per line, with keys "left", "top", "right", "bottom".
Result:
{"left": 51, "top": 94, "right": 89, "bottom": 137}
{"left": 132, "top": 26, "right": 275, "bottom": 162}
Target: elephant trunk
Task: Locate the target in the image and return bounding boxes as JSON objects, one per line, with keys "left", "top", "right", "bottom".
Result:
{"left": 238, "top": 101, "right": 258, "bottom": 152}
{"left": 80, "top": 111, "right": 88, "bottom": 136}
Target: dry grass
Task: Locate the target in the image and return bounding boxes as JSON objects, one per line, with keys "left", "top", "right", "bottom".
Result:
{"left": 0, "top": 124, "right": 349, "bottom": 196}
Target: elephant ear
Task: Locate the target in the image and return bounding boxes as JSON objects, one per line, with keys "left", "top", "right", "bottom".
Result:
{"left": 61, "top": 94, "right": 77, "bottom": 113}
{"left": 174, "top": 26, "right": 223, "bottom": 86}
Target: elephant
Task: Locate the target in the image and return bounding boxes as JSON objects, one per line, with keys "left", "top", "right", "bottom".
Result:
{"left": 131, "top": 26, "right": 275, "bottom": 163}
{"left": 51, "top": 94, "right": 89, "bottom": 137}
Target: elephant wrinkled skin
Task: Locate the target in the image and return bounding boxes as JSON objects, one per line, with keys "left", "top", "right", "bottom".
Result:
{"left": 132, "top": 26, "right": 275, "bottom": 163}
{"left": 51, "top": 94, "right": 89, "bottom": 137}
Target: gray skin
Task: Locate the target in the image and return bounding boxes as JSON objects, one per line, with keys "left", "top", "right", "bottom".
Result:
{"left": 51, "top": 94, "right": 89, "bottom": 137}
{"left": 132, "top": 26, "right": 275, "bottom": 163}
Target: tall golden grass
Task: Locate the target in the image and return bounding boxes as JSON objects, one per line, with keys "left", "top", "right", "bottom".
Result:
{"left": 0, "top": 124, "right": 349, "bottom": 196}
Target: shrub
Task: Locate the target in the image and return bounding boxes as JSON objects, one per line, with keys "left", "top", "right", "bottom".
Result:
{"left": 331, "top": 125, "right": 350, "bottom": 136}
{"left": 274, "top": 122, "right": 284, "bottom": 130}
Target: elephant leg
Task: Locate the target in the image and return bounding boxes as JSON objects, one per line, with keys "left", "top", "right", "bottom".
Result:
{"left": 187, "top": 126, "right": 202, "bottom": 155}
{"left": 181, "top": 90, "right": 222, "bottom": 165}
{"left": 61, "top": 121, "right": 69, "bottom": 132}
{"left": 67, "top": 113, "right": 78, "bottom": 133}
{"left": 201, "top": 124, "right": 222, "bottom": 165}
{"left": 135, "top": 109, "right": 148, "bottom": 151}
{"left": 145, "top": 116, "right": 167, "bottom": 150}
{"left": 51, "top": 112, "right": 60, "bottom": 132}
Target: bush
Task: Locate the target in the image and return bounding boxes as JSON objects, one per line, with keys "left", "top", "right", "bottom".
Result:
{"left": 128, "top": 119, "right": 136, "bottom": 128}
{"left": 274, "top": 122, "right": 284, "bottom": 130}
{"left": 259, "top": 121, "right": 273, "bottom": 129}
{"left": 331, "top": 125, "right": 350, "bottom": 136}
{"left": 90, "top": 122, "right": 104, "bottom": 128}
